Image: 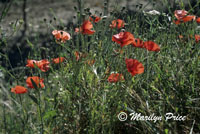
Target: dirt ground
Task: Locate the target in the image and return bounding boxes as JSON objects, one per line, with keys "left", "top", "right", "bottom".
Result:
{"left": 0, "top": 0, "right": 160, "bottom": 35}
{"left": 0, "top": 0, "right": 198, "bottom": 36}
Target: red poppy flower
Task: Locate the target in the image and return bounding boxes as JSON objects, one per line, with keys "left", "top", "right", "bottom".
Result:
{"left": 110, "top": 19, "right": 125, "bottom": 29}
{"left": 143, "top": 41, "right": 160, "bottom": 52}
{"left": 196, "top": 17, "right": 200, "bottom": 23}
{"left": 26, "top": 76, "right": 45, "bottom": 88}
{"left": 174, "top": 10, "right": 196, "bottom": 24}
{"left": 112, "top": 32, "right": 135, "bottom": 47}
{"left": 125, "top": 59, "right": 144, "bottom": 77}
{"left": 26, "top": 59, "right": 50, "bottom": 72}
{"left": 52, "top": 30, "right": 71, "bottom": 43}
{"left": 132, "top": 38, "right": 144, "bottom": 48}
{"left": 11, "top": 86, "right": 28, "bottom": 94}
{"left": 173, "top": 20, "right": 181, "bottom": 25}
{"left": 182, "top": 15, "right": 196, "bottom": 22}
{"left": 26, "top": 60, "right": 37, "bottom": 68}
{"left": 174, "top": 10, "right": 188, "bottom": 20}
{"left": 52, "top": 57, "right": 65, "bottom": 64}
{"left": 89, "top": 15, "right": 101, "bottom": 23}
{"left": 37, "top": 59, "right": 50, "bottom": 72}
{"left": 75, "top": 20, "right": 95, "bottom": 35}
{"left": 178, "top": 35, "right": 184, "bottom": 39}
{"left": 108, "top": 73, "right": 124, "bottom": 83}
{"left": 195, "top": 35, "right": 200, "bottom": 43}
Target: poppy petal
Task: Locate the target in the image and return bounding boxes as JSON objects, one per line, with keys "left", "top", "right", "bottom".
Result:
{"left": 174, "top": 10, "right": 188, "bottom": 20}
{"left": 52, "top": 30, "right": 71, "bottom": 43}
{"left": 108, "top": 73, "right": 124, "bottom": 83}
{"left": 52, "top": 57, "right": 65, "bottom": 64}
{"left": 82, "top": 20, "right": 93, "bottom": 30}
{"left": 132, "top": 38, "right": 144, "bottom": 48}
{"left": 195, "top": 35, "right": 200, "bottom": 43}
{"left": 82, "top": 29, "right": 95, "bottom": 35}
{"left": 110, "top": 19, "right": 125, "bottom": 29}
{"left": 26, "top": 76, "right": 45, "bottom": 88}
{"left": 182, "top": 15, "right": 196, "bottom": 22}
{"left": 196, "top": 17, "right": 200, "bottom": 23}
{"left": 112, "top": 32, "right": 135, "bottom": 47}
{"left": 143, "top": 41, "right": 160, "bottom": 52}
{"left": 89, "top": 15, "right": 101, "bottom": 23}
{"left": 11, "top": 86, "right": 27, "bottom": 94}
{"left": 125, "top": 59, "right": 144, "bottom": 77}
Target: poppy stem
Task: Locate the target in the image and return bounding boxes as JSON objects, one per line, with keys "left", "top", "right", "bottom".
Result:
{"left": 2, "top": 94, "right": 7, "bottom": 133}
{"left": 104, "top": 0, "right": 109, "bottom": 16}
{"left": 77, "top": 0, "right": 84, "bottom": 23}
{"left": 37, "top": 91, "right": 44, "bottom": 134}
{"left": 18, "top": 95, "right": 26, "bottom": 133}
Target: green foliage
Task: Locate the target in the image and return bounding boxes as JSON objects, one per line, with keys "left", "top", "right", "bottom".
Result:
{"left": 0, "top": 0, "right": 200, "bottom": 134}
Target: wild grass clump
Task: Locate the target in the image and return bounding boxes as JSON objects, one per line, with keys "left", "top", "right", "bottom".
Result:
{"left": 0, "top": 0, "right": 200, "bottom": 134}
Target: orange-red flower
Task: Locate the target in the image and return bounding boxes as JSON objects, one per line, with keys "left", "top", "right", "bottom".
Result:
{"left": 52, "top": 30, "right": 71, "bottom": 43}
{"left": 11, "top": 86, "right": 28, "bottom": 94}
{"left": 26, "top": 60, "right": 37, "bottom": 68}
{"left": 107, "top": 73, "right": 124, "bottom": 83}
{"left": 112, "top": 32, "right": 135, "bottom": 47}
{"left": 178, "top": 35, "right": 184, "bottom": 39}
{"left": 52, "top": 57, "right": 65, "bottom": 64}
{"left": 195, "top": 35, "right": 200, "bottom": 43}
{"left": 174, "top": 10, "right": 196, "bottom": 24}
{"left": 174, "top": 10, "right": 188, "bottom": 20}
{"left": 182, "top": 15, "right": 196, "bottom": 22}
{"left": 196, "top": 17, "right": 200, "bottom": 23}
{"left": 132, "top": 38, "right": 144, "bottom": 48}
{"left": 89, "top": 15, "right": 101, "bottom": 23}
{"left": 36, "top": 60, "right": 50, "bottom": 72}
{"left": 26, "top": 76, "right": 45, "bottom": 88}
{"left": 143, "top": 41, "right": 160, "bottom": 52}
{"left": 125, "top": 59, "right": 144, "bottom": 77}
{"left": 26, "top": 59, "right": 50, "bottom": 72}
{"left": 173, "top": 20, "right": 182, "bottom": 25}
{"left": 110, "top": 19, "right": 125, "bottom": 29}
{"left": 75, "top": 20, "right": 95, "bottom": 35}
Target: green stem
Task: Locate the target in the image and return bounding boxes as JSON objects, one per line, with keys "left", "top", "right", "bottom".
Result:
{"left": 38, "top": 91, "right": 44, "bottom": 134}
{"left": 19, "top": 95, "right": 26, "bottom": 133}
{"left": 3, "top": 97, "right": 7, "bottom": 133}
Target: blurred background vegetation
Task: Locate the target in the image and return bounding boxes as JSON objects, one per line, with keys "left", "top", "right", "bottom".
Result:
{"left": 0, "top": 0, "right": 199, "bottom": 70}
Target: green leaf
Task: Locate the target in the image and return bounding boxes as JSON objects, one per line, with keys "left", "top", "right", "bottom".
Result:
{"left": 29, "top": 94, "right": 39, "bottom": 105}
{"left": 43, "top": 110, "right": 57, "bottom": 120}
{"left": 30, "top": 78, "right": 39, "bottom": 91}
{"left": 165, "top": 129, "right": 169, "bottom": 134}
{"left": 26, "top": 39, "right": 34, "bottom": 49}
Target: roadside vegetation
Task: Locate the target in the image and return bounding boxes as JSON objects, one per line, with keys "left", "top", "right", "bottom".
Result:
{"left": 0, "top": 0, "right": 200, "bottom": 133}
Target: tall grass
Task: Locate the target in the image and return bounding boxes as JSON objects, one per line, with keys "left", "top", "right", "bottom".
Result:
{"left": 0, "top": 0, "right": 200, "bottom": 134}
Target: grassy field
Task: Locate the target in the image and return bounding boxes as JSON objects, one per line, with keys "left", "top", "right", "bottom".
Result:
{"left": 0, "top": 0, "right": 200, "bottom": 134}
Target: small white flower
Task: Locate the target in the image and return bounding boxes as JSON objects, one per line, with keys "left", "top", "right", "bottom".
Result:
{"left": 168, "top": 16, "right": 171, "bottom": 21}
{"left": 144, "top": 10, "right": 161, "bottom": 15}
{"left": 196, "top": 26, "right": 200, "bottom": 30}
{"left": 102, "top": 16, "right": 108, "bottom": 19}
